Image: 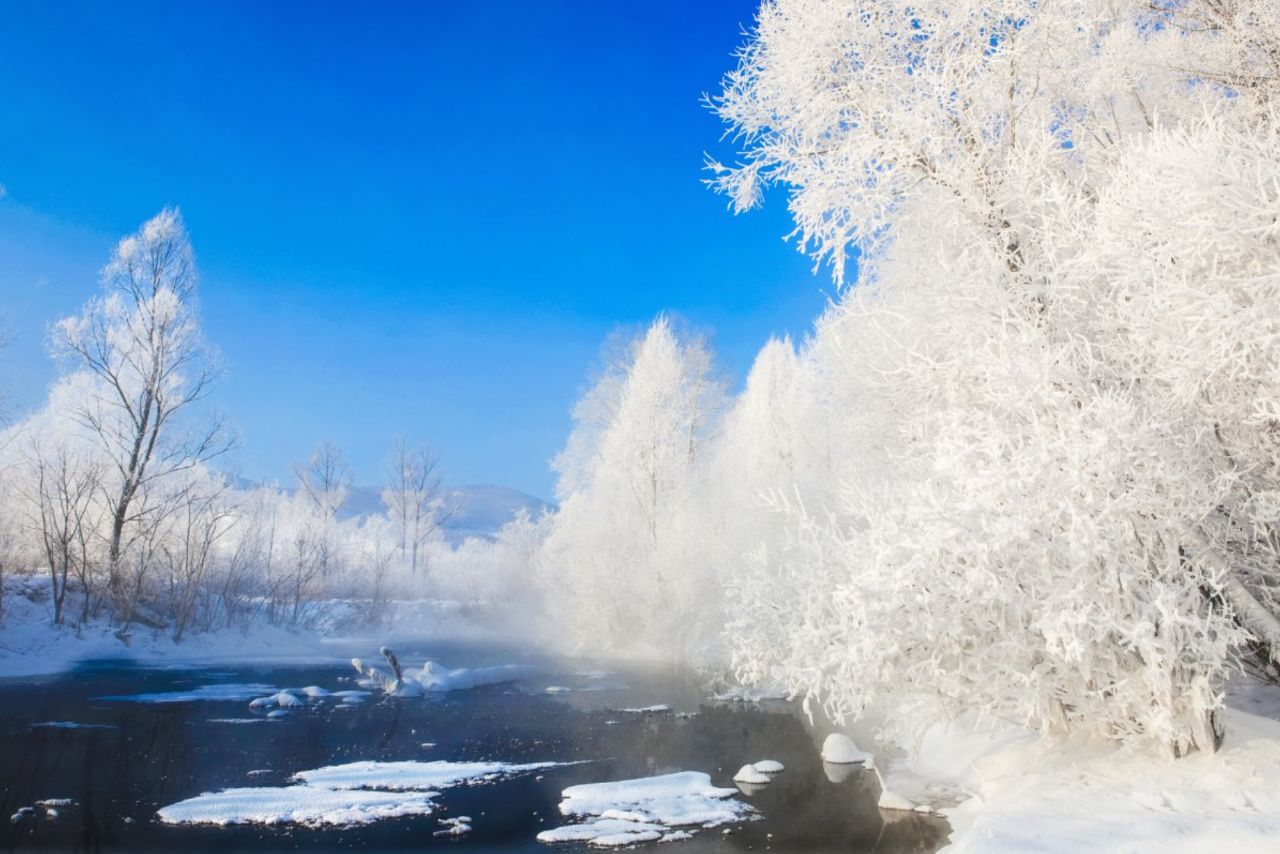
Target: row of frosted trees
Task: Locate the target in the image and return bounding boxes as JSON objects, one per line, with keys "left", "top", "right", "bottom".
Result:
{"left": 535, "top": 0, "right": 1280, "bottom": 756}
{"left": 0, "top": 211, "right": 524, "bottom": 639}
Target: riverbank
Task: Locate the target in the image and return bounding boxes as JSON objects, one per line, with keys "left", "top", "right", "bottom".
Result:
{"left": 876, "top": 679, "right": 1280, "bottom": 853}
{"left": 0, "top": 575, "right": 498, "bottom": 679}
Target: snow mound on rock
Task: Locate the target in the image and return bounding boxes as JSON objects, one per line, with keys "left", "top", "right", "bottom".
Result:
{"left": 822, "top": 733, "right": 873, "bottom": 765}
{"left": 733, "top": 764, "right": 771, "bottom": 784}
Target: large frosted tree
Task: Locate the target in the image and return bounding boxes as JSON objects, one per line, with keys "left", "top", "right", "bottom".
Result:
{"left": 708, "top": 0, "right": 1280, "bottom": 753}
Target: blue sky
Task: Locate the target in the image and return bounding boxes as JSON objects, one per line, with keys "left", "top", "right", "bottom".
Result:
{"left": 0, "top": 1, "right": 832, "bottom": 500}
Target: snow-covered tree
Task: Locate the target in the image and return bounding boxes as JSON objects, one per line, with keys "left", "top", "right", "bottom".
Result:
{"left": 382, "top": 438, "right": 451, "bottom": 575}
{"left": 541, "top": 317, "right": 726, "bottom": 658}
{"left": 707, "top": 0, "right": 1280, "bottom": 753}
{"left": 51, "top": 208, "right": 230, "bottom": 619}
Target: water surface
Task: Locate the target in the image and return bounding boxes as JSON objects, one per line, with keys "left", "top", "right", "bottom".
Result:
{"left": 0, "top": 641, "right": 947, "bottom": 852}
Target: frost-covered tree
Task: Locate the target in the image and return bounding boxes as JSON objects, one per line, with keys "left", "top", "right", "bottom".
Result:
{"left": 542, "top": 317, "right": 726, "bottom": 657}
{"left": 52, "top": 208, "right": 229, "bottom": 619}
{"left": 382, "top": 438, "right": 451, "bottom": 575}
{"left": 707, "top": 0, "right": 1280, "bottom": 753}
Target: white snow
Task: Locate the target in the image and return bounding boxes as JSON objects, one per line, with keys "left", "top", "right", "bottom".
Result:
{"left": 433, "top": 816, "right": 472, "bottom": 837}
{"left": 537, "top": 771, "right": 756, "bottom": 847}
{"left": 821, "top": 733, "right": 873, "bottom": 765}
{"left": 732, "top": 764, "right": 771, "bottom": 785}
{"left": 928, "top": 707, "right": 1280, "bottom": 853}
{"left": 411, "top": 660, "right": 535, "bottom": 692}
{"left": 616, "top": 704, "right": 670, "bottom": 714}
{"left": 352, "top": 654, "right": 536, "bottom": 696}
{"left": 249, "top": 691, "right": 304, "bottom": 710}
{"left": 877, "top": 788, "right": 916, "bottom": 811}
{"left": 291, "top": 760, "right": 564, "bottom": 791}
{"left": 156, "top": 785, "right": 440, "bottom": 827}
{"left": 714, "top": 685, "right": 788, "bottom": 703}
{"left": 752, "top": 759, "right": 784, "bottom": 774}
{"left": 159, "top": 759, "right": 570, "bottom": 828}
{"left": 207, "top": 718, "right": 265, "bottom": 724}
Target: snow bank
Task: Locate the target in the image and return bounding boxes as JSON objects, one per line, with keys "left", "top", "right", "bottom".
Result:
{"left": 903, "top": 705, "right": 1280, "bottom": 853}
{"left": 158, "top": 759, "right": 569, "bottom": 828}
{"left": 538, "top": 771, "right": 756, "bottom": 847}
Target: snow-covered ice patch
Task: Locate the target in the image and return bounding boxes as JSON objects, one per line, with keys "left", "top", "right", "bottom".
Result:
{"left": 753, "top": 759, "right": 784, "bottom": 774}
{"left": 207, "top": 718, "right": 265, "bottom": 725}
{"left": 29, "top": 721, "right": 117, "bottom": 730}
{"left": 291, "top": 760, "right": 565, "bottom": 792}
{"left": 434, "top": 816, "right": 472, "bottom": 837}
{"left": 538, "top": 771, "right": 756, "bottom": 847}
{"left": 249, "top": 691, "right": 304, "bottom": 710}
{"left": 158, "top": 760, "right": 573, "bottom": 828}
{"left": 157, "top": 785, "right": 439, "bottom": 827}
{"left": 822, "top": 733, "right": 873, "bottom": 765}
{"left": 714, "top": 685, "right": 788, "bottom": 703}
{"left": 352, "top": 651, "right": 536, "bottom": 696}
{"left": 615, "top": 704, "right": 670, "bottom": 714}
{"left": 97, "top": 683, "right": 276, "bottom": 703}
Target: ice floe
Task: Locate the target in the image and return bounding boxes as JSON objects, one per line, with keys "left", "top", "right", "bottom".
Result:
{"left": 753, "top": 759, "right": 784, "bottom": 774}
{"left": 28, "top": 721, "right": 117, "bottom": 730}
{"left": 537, "top": 771, "right": 756, "bottom": 847}
{"left": 158, "top": 760, "right": 570, "bottom": 828}
{"left": 206, "top": 718, "right": 265, "bottom": 724}
{"left": 615, "top": 704, "right": 670, "bottom": 714}
{"left": 352, "top": 648, "right": 535, "bottom": 697}
{"left": 156, "top": 785, "right": 439, "bottom": 827}
{"left": 434, "top": 816, "right": 472, "bottom": 837}
{"left": 249, "top": 690, "right": 304, "bottom": 710}
{"left": 713, "top": 685, "right": 788, "bottom": 703}
{"left": 291, "top": 759, "right": 563, "bottom": 791}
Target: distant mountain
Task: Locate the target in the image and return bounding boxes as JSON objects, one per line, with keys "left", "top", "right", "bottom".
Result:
{"left": 338, "top": 483, "right": 556, "bottom": 545}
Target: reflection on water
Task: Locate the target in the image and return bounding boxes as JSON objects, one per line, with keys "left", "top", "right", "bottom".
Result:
{"left": 0, "top": 642, "right": 947, "bottom": 852}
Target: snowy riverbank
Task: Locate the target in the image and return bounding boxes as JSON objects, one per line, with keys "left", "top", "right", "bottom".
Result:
{"left": 0, "top": 576, "right": 499, "bottom": 679}
{"left": 873, "top": 679, "right": 1280, "bottom": 853}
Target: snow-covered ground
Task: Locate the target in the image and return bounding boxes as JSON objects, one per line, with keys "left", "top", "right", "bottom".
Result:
{"left": 871, "top": 678, "right": 1280, "bottom": 853}
{"left": 0, "top": 576, "right": 496, "bottom": 679}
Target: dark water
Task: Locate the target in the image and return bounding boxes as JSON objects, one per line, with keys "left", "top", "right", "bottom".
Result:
{"left": 0, "top": 641, "right": 947, "bottom": 852}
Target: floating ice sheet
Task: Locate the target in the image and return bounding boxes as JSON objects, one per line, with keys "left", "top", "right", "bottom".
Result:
{"left": 158, "top": 760, "right": 573, "bottom": 828}
{"left": 538, "top": 771, "right": 756, "bottom": 847}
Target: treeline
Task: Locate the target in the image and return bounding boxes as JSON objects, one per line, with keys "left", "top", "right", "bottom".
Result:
{"left": 532, "top": 0, "right": 1280, "bottom": 757}
{"left": 0, "top": 211, "right": 540, "bottom": 640}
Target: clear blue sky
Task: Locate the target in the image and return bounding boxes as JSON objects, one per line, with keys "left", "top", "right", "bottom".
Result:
{"left": 0, "top": 1, "right": 833, "bottom": 500}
